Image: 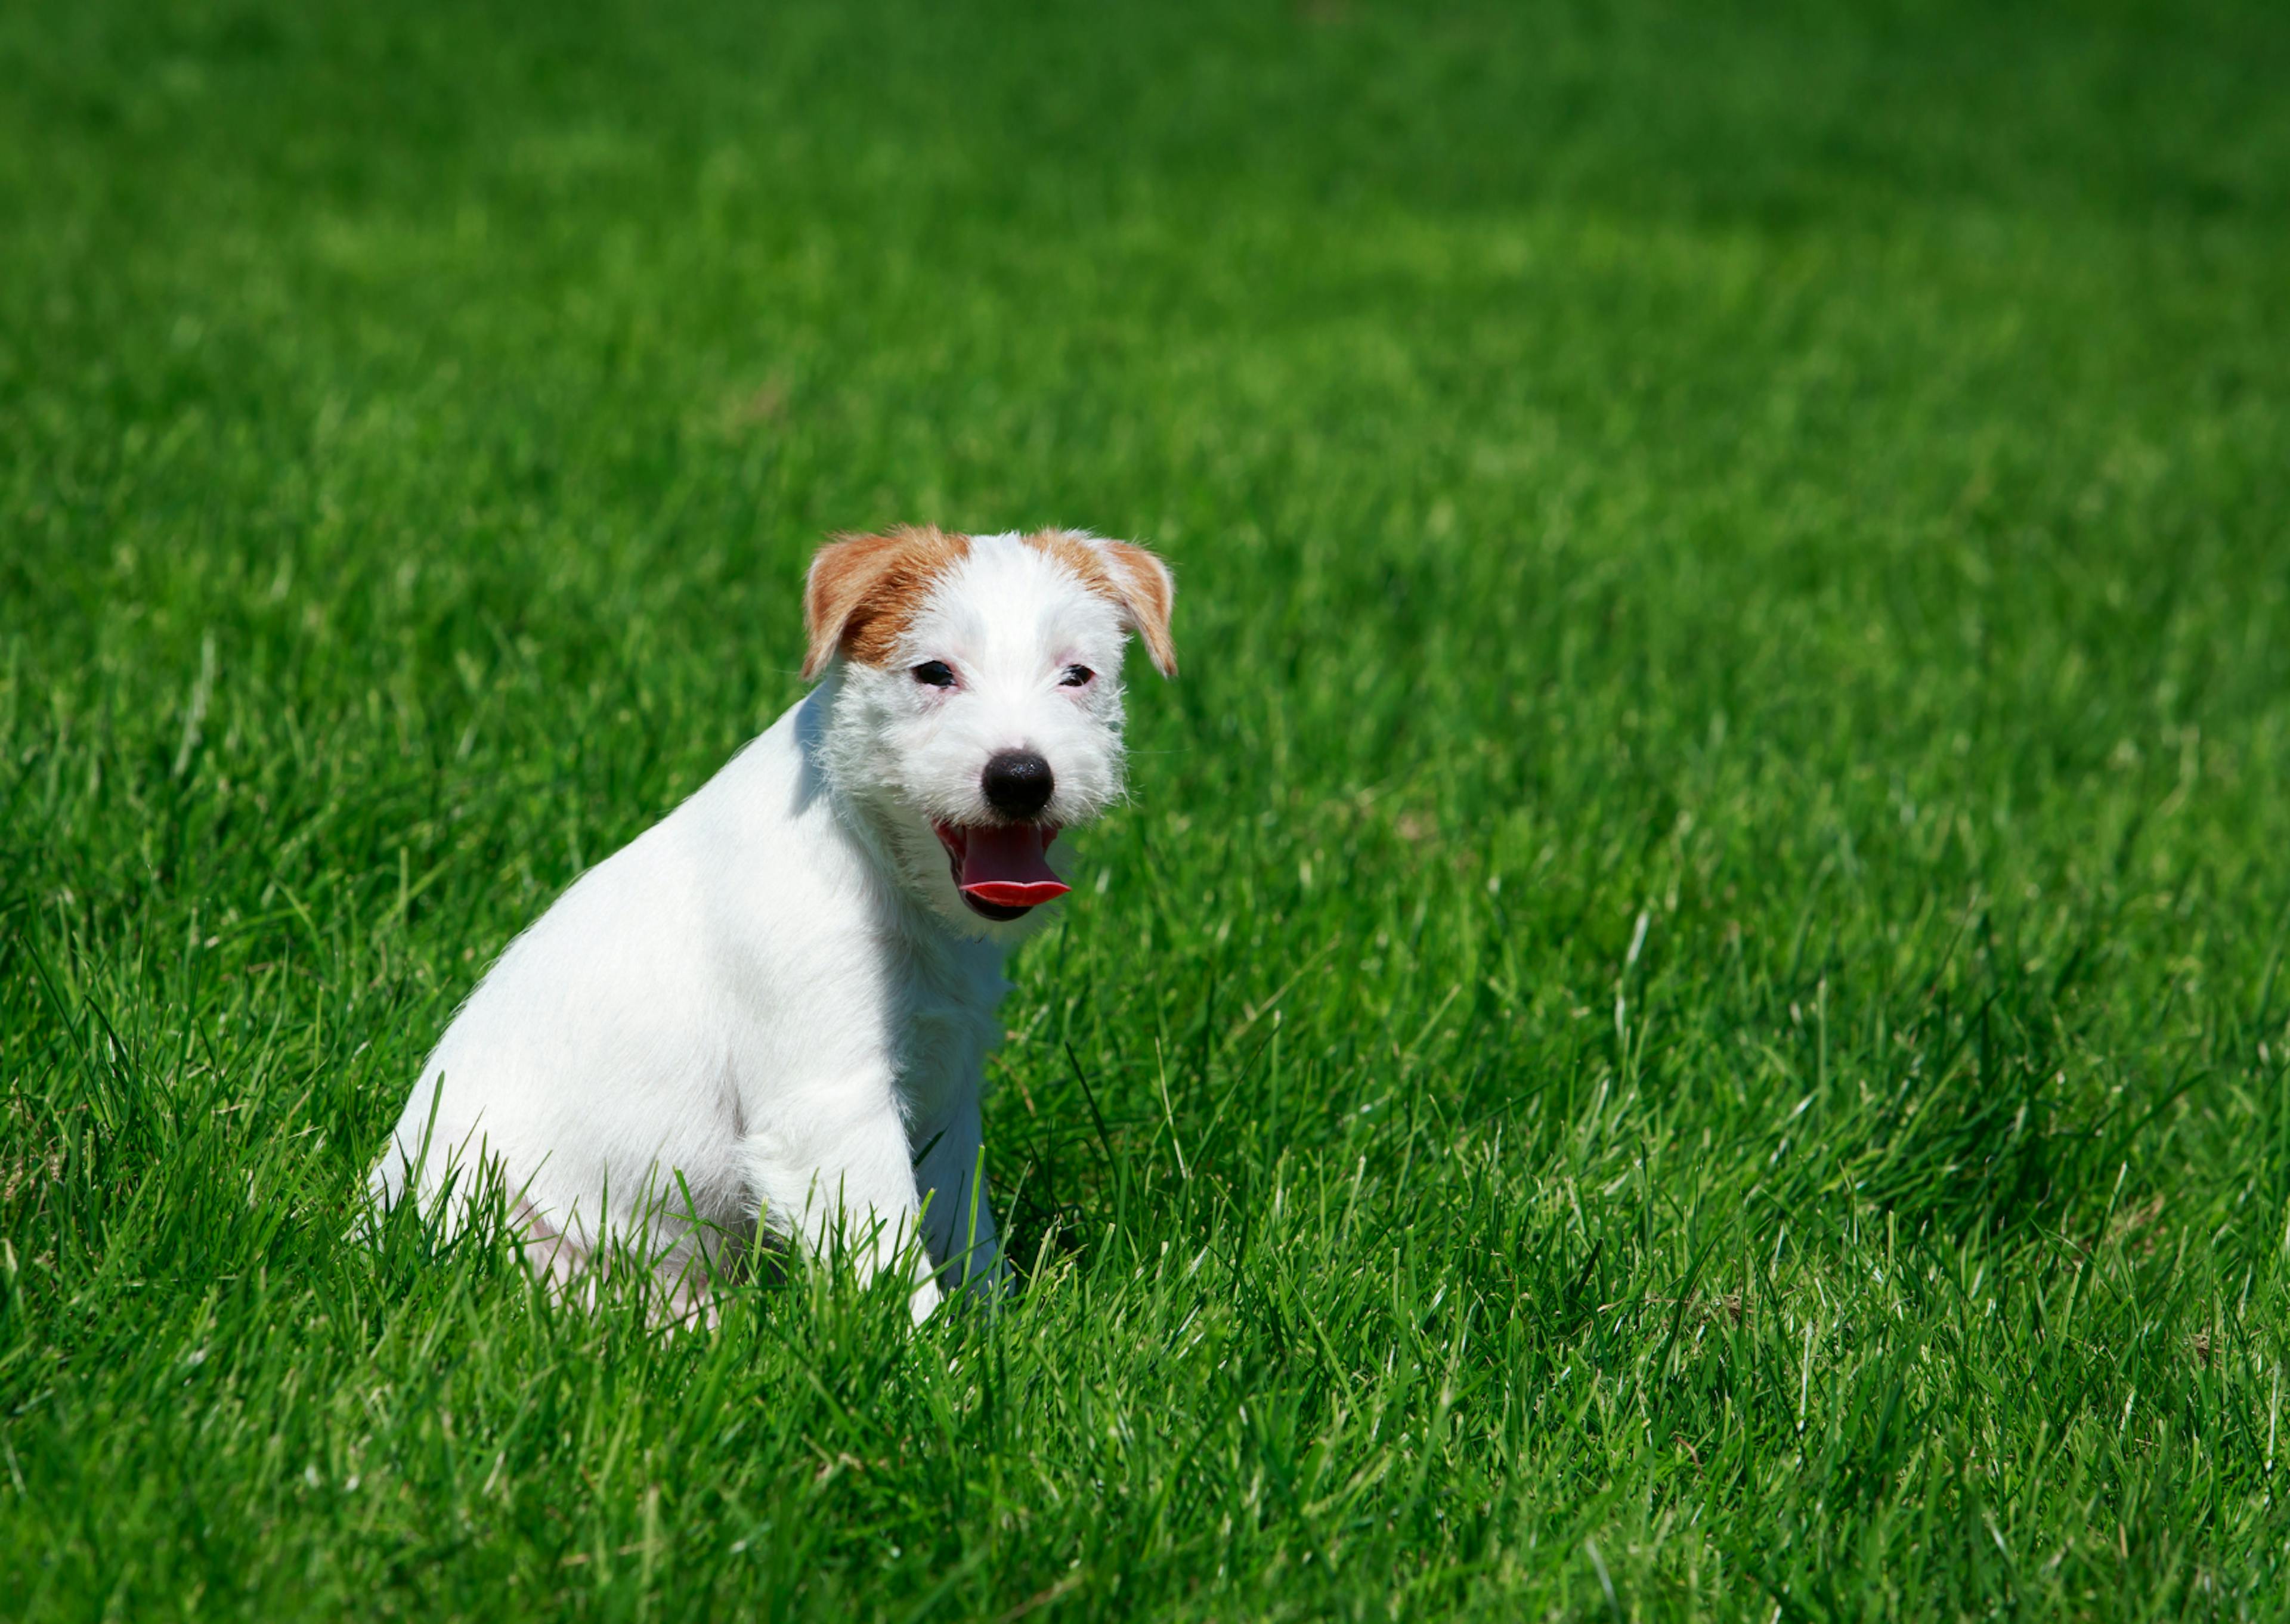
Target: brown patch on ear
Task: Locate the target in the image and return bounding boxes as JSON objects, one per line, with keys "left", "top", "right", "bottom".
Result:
{"left": 1100, "top": 539, "right": 1178, "bottom": 677}
{"left": 1025, "top": 530, "right": 1178, "bottom": 678}
{"left": 802, "top": 526, "right": 970, "bottom": 680}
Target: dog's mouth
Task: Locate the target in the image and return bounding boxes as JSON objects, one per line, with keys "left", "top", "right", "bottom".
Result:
{"left": 933, "top": 822, "right": 1070, "bottom": 921}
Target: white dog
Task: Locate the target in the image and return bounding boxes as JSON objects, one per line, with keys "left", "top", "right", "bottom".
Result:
{"left": 370, "top": 526, "right": 1175, "bottom": 1322}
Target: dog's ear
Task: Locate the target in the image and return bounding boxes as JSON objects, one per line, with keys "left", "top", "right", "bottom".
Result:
{"left": 1094, "top": 539, "right": 1178, "bottom": 678}
{"left": 803, "top": 531, "right": 900, "bottom": 681}
{"left": 802, "top": 527, "right": 967, "bottom": 680}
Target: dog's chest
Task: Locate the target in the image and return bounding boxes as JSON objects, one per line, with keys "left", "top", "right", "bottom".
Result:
{"left": 890, "top": 950, "right": 1006, "bottom": 1130}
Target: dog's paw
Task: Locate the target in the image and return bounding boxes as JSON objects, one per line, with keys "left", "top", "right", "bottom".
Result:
{"left": 908, "top": 1275, "right": 944, "bottom": 1325}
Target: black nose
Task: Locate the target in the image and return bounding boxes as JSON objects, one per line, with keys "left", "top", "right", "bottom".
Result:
{"left": 981, "top": 749, "right": 1055, "bottom": 820}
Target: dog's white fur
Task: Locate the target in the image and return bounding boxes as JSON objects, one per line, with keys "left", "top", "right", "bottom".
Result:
{"left": 370, "top": 528, "right": 1174, "bottom": 1322}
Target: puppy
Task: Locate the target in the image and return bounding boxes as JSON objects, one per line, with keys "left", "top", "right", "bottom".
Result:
{"left": 370, "top": 526, "right": 1175, "bottom": 1322}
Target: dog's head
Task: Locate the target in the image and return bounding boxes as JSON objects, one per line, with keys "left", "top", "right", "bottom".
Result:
{"left": 803, "top": 526, "right": 1176, "bottom": 935}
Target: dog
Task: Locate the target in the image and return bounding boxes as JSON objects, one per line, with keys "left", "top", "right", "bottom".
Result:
{"left": 370, "top": 526, "right": 1175, "bottom": 1322}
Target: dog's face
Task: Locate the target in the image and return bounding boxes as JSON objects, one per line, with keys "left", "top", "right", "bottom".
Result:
{"left": 804, "top": 527, "right": 1176, "bottom": 935}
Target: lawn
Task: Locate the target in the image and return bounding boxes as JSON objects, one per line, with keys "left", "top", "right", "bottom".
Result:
{"left": 5, "top": 0, "right": 2290, "bottom": 1616}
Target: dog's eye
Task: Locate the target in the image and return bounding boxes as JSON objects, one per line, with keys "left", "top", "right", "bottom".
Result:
{"left": 1059, "top": 665, "right": 1095, "bottom": 689}
{"left": 912, "top": 661, "right": 956, "bottom": 688}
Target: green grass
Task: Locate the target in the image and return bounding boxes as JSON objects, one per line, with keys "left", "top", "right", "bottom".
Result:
{"left": 6, "top": 0, "right": 2290, "bottom": 1615}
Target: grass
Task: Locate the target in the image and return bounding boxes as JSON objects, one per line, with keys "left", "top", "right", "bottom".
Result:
{"left": 5, "top": 0, "right": 2290, "bottom": 1615}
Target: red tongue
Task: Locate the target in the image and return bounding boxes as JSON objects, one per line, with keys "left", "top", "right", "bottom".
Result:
{"left": 957, "top": 825, "right": 1069, "bottom": 908}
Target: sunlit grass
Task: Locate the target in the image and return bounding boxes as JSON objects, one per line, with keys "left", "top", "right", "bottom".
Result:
{"left": 5, "top": 0, "right": 2289, "bottom": 1616}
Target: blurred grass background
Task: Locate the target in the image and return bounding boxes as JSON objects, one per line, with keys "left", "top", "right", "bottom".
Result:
{"left": 4, "top": 0, "right": 2289, "bottom": 1617}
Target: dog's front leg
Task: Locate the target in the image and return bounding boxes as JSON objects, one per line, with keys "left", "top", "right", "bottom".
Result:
{"left": 914, "top": 1096, "right": 1009, "bottom": 1304}
{"left": 743, "top": 1084, "right": 942, "bottom": 1323}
